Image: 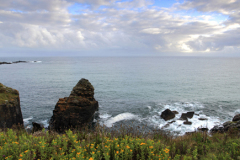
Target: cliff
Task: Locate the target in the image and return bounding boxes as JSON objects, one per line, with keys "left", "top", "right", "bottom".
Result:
{"left": 0, "top": 83, "right": 24, "bottom": 129}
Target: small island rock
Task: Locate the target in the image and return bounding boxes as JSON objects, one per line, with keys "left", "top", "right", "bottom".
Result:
{"left": 160, "top": 109, "right": 175, "bottom": 121}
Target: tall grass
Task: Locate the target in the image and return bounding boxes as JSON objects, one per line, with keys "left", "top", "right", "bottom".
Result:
{"left": 0, "top": 123, "right": 239, "bottom": 160}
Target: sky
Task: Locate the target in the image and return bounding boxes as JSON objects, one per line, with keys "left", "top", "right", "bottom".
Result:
{"left": 0, "top": 0, "right": 240, "bottom": 57}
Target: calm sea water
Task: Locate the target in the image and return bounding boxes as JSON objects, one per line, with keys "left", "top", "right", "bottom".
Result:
{"left": 0, "top": 57, "right": 240, "bottom": 135}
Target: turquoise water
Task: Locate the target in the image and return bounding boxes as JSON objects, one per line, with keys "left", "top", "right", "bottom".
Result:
{"left": 0, "top": 57, "right": 240, "bottom": 135}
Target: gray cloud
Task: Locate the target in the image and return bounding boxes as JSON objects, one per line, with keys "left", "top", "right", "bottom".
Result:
{"left": 0, "top": 0, "right": 239, "bottom": 56}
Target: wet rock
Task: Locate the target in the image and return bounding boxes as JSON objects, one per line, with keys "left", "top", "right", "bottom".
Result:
{"left": 198, "top": 118, "right": 208, "bottom": 121}
{"left": 172, "top": 111, "right": 179, "bottom": 114}
{"left": 160, "top": 109, "right": 175, "bottom": 121}
{"left": 183, "top": 120, "right": 192, "bottom": 125}
{"left": 0, "top": 83, "right": 24, "bottom": 129}
{"left": 49, "top": 78, "right": 99, "bottom": 133}
{"left": 32, "top": 122, "right": 44, "bottom": 133}
{"left": 210, "top": 125, "right": 225, "bottom": 133}
{"left": 198, "top": 127, "right": 209, "bottom": 132}
{"left": 179, "top": 112, "right": 194, "bottom": 120}
{"left": 233, "top": 114, "right": 240, "bottom": 122}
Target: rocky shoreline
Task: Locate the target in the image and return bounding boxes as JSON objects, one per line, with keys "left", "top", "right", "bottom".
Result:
{"left": 0, "top": 80, "right": 239, "bottom": 135}
{"left": 0, "top": 61, "right": 38, "bottom": 65}
{"left": 160, "top": 108, "right": 240, "bottom": 134}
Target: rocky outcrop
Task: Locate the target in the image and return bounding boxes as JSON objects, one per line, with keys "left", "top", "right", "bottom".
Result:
{"left": 233, "top": 114, "right": 240, "bottom": 122}
{"left": 32, "top": 122, "right": 44, "bottom": 133}
{"left": 210, "top": 114, "right": 240, "bottom": 133}
{"left": 0, "top": 61, "right": 30, "bottom": 65}
{"left": 160, "top": 109, "right": 175, "bottom": 121}
{"left": 0, "top": 83, "right": 24, "bottom": 129}
{"left": 49, "top": 78, "right": 99, "bottom": 133}
{"left": 179, "top": 112, "right": 194, "bottom": 120}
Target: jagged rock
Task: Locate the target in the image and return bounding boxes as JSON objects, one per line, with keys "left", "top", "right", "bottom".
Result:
{"left": 210, "top": 125, "right": 225, "bottom": 133}
{"left": 49, "top": 78, "right": 99, "bottom": 133}
{"left": 179, "top": 112, "right": 194, "bottom": 120}
{"left": 0, "top": 83, "right": 24, "bottom": 129}
{"left": 160, "top": 109, "right": 175, "bottom": 121}
{"left": 233, "top": 114, "right": 240, "bottom": 122}
{"left": 32, "top": 122, "right": 44, "bottom": 133}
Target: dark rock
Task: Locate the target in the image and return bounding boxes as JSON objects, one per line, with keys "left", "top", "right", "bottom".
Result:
{"left": 169, "top": 120, "right": 176, "bottom": 124}
{"left": 233, "top": 114, "right": 240, "bottom": 122}
{"left": 161, "top": 120, "right": 176, "bottom": 129}
{"left": 195, "top": 114, "right": 199, "bottom": 116}
{"left": 198, "top": 127, "right": 209, "bottom": 132}
{"left": 49, "top": 78, "right": 99, "bottom": 133}
{"left": 0, "top": 62, "right": 12, "bottom": 65}
{"left": 0, "top": 83, "right": 24, "bottom": 129}
{"left": 183, "top": 120, "right": 192, "bottom": 125}
{"left": 179, "top": 112, "right": 194, "bottom": 120}
{"left": 210, "top": 125, "right": 224, "bottom": 133}
{"left": 160, "top": 109, "right": 175, "bottom": 121}
{"left": 172, "top": 111, "right": 179, "bottom": 114}
{"left": 12, "top": 61, "right": 27, "bottom": 63}
{"left": 198, "top": 118, "right": 208, "bottom": 121}
{"left": 32, "top": 122, "right": 44, "bottom": 133}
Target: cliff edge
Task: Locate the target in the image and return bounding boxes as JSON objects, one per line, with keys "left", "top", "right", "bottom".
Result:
{"left": 0, "top": 83, "right": 24, "bottom": 129}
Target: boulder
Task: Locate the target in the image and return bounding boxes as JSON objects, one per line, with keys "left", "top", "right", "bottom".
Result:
{"left": 160, "top": 109, "right": 175, "bottom": 121}
{"left": 32, "top": 122, "right": 44, "bottom": 133}
{"left": 0, "top": 83, "right": 24, "bottom": 129}
{"left": 49, "top": 78, "right": 99, "bottom": 133}
{"left": 179, "top": 112, "right": 194, "bottom": 120}
{"left": 233, "top": 114, "right": 240, "bottom": 122}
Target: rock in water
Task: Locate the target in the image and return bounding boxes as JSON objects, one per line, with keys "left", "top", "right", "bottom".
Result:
{"left": 160, "top": 109, "right": 175, "bottom": 121}
{"left": 233, "top": 114, "right": 240, "bottom": 122}
{"left": 0, "top": 83, "right": 24, "bottom": 129}
{"left": 49, "top": 79, "right": 99, "bottom": 133}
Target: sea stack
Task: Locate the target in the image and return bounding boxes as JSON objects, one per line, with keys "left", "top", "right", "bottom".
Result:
{"left": 49, "top": 78, "right": 99, "bottom": 133}
{"left": 0, "top": 83, "right": 24, "bottom": 129}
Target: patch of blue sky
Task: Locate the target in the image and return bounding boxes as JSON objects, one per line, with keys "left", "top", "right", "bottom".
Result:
{"left": 68, "top": 3, "right": 90, "bottom": 14}
{"left": 151, "top": 0, "right": 184, "bottom": 8}
{"left": 9, "top": 9, "right": 24, "bottom": 13}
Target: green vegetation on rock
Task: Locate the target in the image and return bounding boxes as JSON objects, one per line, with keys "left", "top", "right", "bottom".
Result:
{"left": 0, "top": 83, "right": 19, "bottom": 105}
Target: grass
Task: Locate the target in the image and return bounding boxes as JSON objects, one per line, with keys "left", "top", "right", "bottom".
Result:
{"left": 0, "top": 83, "right": 19, "bottom": 105}
{"left": 0, "top": 123, "right": 239, "bottom": 160}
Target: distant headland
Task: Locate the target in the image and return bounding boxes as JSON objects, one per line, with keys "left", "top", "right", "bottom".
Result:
{"left": 0, "top": 61, "right": 39, "bottom": 65}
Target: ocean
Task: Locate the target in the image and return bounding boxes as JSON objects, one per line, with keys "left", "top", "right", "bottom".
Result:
{"left": 0, "top": 56, "right": 240, "bottom": 135}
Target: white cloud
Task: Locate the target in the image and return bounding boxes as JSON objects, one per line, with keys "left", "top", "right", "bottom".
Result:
{"left": 0, "top": 0, "right": 239, "bottom": 56}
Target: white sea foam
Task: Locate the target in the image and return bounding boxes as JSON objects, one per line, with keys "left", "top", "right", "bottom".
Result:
{"left": 234, "top": 109, "right": 240, "bottom": 115}
{"left": 29, "top": 61, "right": 42, "bottom": 63}
{"left": 23, "top": 116, "right": 33, "bottom": 125}
{"left": 104, "top": 113, "right": 139, "bottom": 127}
{"left": 100, "top": 113, "right": 111, "bottom": 119}
{"left": 145, "top": 102, "right": 221, "bottom": 135}
{"left": 41, "top": 119, "right": 49, "bottom": 128}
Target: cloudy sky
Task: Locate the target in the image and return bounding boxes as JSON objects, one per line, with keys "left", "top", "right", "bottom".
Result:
{"left": 0, "top": 0, "right": 240, "bottom": 57}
